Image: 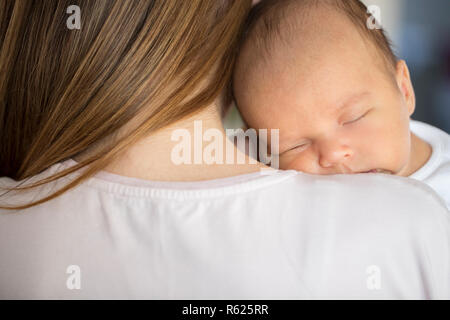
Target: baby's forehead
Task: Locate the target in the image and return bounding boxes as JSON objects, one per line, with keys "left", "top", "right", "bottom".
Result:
{"left": 237, "top": 25, "right": 389, "bottom": 115}
{"left": 244, "top": 2, "right": 354, "bottom": 61}
{"left": 237, "top": 0, "right": 394, "bottom": 85}
{"left": 239, "top": 7, "right": 362, "bottom": 86}
{"left": 240, "top": 68, "right": 377, "bottom": 133}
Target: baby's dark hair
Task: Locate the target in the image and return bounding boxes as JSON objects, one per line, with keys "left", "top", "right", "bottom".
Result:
{"left": 239, "top": 0, "right": 398, "bottom": 73}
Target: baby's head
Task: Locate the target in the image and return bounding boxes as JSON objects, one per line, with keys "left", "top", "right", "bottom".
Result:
{"left": 233, "top": 0, "right": 417, "bottom": 175}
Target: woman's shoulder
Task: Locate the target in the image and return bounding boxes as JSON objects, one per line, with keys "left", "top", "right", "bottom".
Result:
{"left": 0, "top": 166, "right": 449, "bottom": 299}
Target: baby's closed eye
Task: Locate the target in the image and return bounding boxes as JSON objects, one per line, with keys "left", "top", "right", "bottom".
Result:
{"left": 342, "top": 108, "right": 372, "bottom": 125}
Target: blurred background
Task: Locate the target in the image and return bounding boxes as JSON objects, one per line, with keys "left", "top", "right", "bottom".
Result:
{"left": 361, "top": 0, "right": 450, "bottom": 133}
{"left": 225, "top": 0, "right": 450, "bottom": 133}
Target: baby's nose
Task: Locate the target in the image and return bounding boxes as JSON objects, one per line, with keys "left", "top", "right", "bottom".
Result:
{"left": 318, "top": 144, "right": 353, "bottom": 168}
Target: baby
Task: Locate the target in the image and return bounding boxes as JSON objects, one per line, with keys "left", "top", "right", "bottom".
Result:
{"left": 233, "top": 0, "right": 450, "bottom": 208}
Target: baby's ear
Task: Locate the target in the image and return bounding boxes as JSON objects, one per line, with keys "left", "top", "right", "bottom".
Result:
{"left": 395, "top": 60, "right": 416, "bottom": 116}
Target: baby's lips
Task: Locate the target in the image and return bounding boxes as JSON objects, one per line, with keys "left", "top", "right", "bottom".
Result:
{"left": 358, "top": 169, "right": 379, "bottom": 174}
{"left": 359, "top": 169, "right": 392, "bottom": 174}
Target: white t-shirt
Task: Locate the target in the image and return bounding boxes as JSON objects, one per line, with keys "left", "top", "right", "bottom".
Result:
{"left": 0, "top": 159, "right": 449, "bottom": 299}
{"left": 410, "top": 120, "right": 450, "bottom": 209}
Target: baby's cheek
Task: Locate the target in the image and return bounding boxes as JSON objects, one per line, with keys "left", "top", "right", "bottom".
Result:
{"left": 279, "top": 152, "right": 316, "bottom": 172}
{"left": 350, "top": 123, "right": 387, "bottom": 154}
{"left": 356, "top": 121, "right": 410, "bottom": 170}
{"left": 390, "top": 132, "right": 412, "bottom": 169}
{"left": 279, "top": 153, "right": 301, "bottom": 170}
{"left": 278, "top": 154, "right": 295, "bottom": 170}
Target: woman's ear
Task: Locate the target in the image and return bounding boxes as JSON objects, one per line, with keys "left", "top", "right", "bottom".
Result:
{"left": 395, "top": 60, "right": 416, "bottom": 116}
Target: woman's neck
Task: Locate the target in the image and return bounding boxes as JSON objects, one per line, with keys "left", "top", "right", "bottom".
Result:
{"left": 75, "top": 104, "right": 268, "bottom": 182}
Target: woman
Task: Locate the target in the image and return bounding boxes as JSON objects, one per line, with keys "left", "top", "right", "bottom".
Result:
{"left": 0, "top": 0, "right": 449, "bottom": 299}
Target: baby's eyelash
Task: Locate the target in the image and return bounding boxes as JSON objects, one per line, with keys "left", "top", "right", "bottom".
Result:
{"left": 343, "top": 110, "right": 370, "bottom": 125}
{"left": 285, "top": 143, "right": 309, "bottom": 153}
{"left": 294, "top": 143, "right": 308, "bottom": 149}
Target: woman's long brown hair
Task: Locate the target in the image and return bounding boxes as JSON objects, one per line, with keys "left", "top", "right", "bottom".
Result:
{"left": 0, "top": 0, "right": 252, "bottom": 210}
